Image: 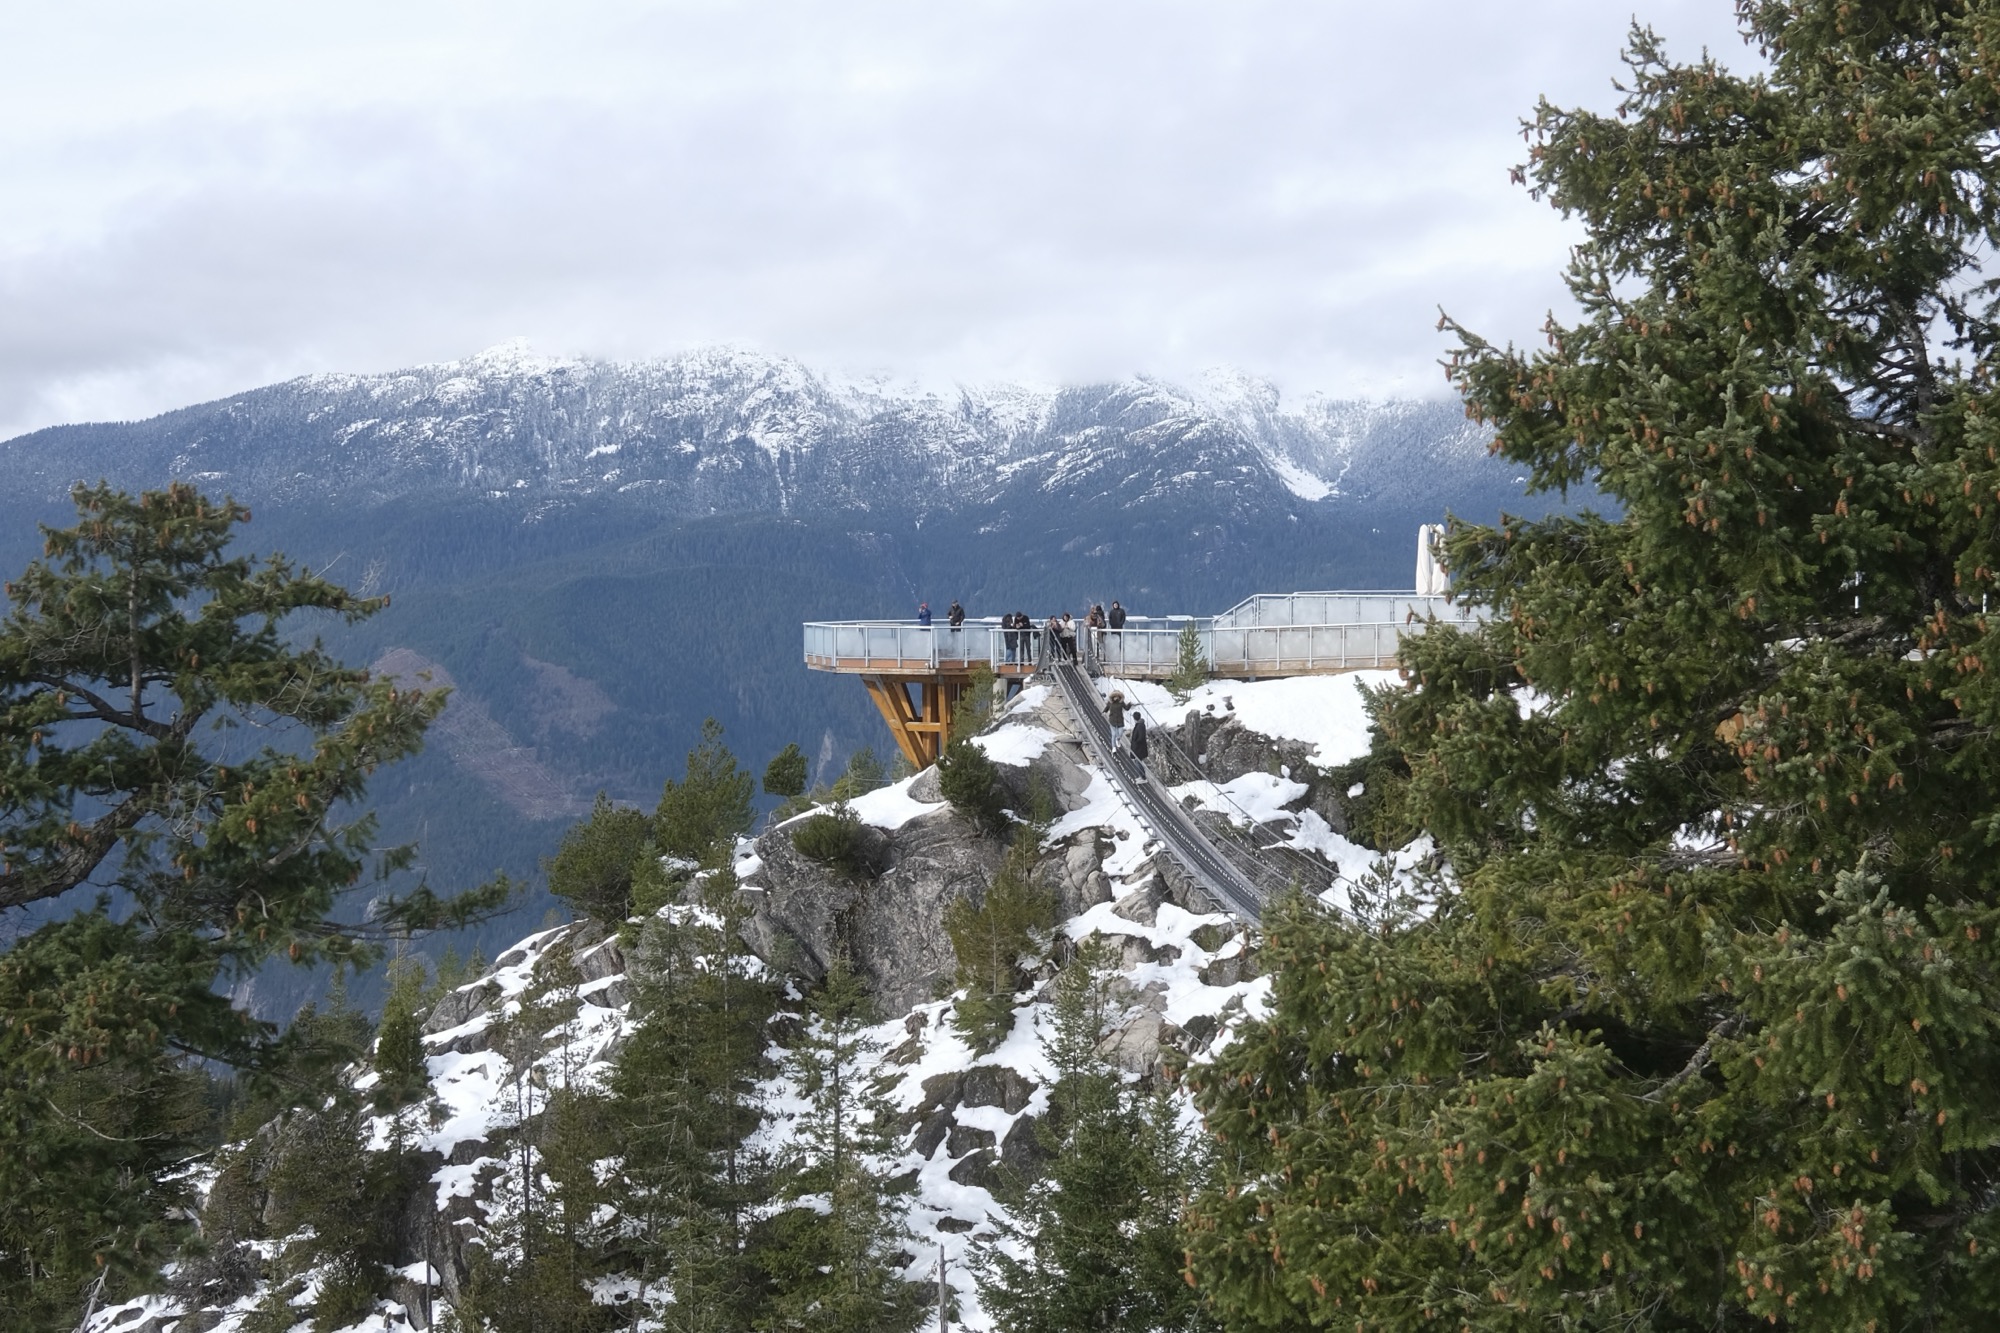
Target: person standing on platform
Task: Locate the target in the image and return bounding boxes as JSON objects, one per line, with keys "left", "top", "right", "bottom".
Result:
{"left": 1107, "top": 599, "right": 1127, "bottom": 670}
{"left": 1061, "top": 612, "right": 1078, "bottom": 663}
{"left": 1105, "top": 689, "right": 1127, "bottom": 749}
{"left": 1087, "top": 604, "right": 1106, "bottom": 669}
{"left": 948, "top": 600, "right": 965, "bottom": 629}
{"left": 1045, "top": 613, "right": 1066, "bottom": 662}
{"left": 1002, "top": 611, "right": 1020, "bottom": 664}
{"left": 917, "top": 601, "right": 932, "bottom": 626}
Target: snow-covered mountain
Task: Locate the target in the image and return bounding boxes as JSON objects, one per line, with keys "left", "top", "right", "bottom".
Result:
{"left": 0, "top": 346, "right": 1550, "bottom": 1007}
{"left": 0, "top": 343, "right": 1505, "bottom": 523}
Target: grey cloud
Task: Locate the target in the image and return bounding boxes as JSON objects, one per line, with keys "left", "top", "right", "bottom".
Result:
{"left": 0, "top": 1, "right": 1751, "bottom": 440}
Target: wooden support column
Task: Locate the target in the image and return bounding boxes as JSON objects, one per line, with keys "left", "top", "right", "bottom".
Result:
{"left": 860, "top": 673, "right": 967, "bottom": 769}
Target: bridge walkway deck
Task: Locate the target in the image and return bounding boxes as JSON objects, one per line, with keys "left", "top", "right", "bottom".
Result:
{"left": 1046, "top": 658, "right": 1271, "bottom": 923}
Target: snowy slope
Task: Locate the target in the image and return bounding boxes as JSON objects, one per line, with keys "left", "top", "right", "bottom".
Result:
{"left": 85, "top": 673, "right": 1433, "bottom": 1333}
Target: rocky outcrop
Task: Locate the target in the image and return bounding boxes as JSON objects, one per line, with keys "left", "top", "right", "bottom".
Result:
{"left": 743, "top": 806, "right": 1008, "bottom": 1018}
{"left": 1156, "top": 705, "right": 1349, "bottom": 834}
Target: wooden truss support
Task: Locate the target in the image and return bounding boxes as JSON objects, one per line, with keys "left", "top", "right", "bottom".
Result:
{"left": 861, "top": 673, "right": 968, "bottom": 770}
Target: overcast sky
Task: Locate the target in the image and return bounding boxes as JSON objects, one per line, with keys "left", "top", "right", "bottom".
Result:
{"left": 0, "top": 1, "right": 1754, "bottom": 441}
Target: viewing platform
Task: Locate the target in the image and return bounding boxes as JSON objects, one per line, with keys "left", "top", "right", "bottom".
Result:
{"left": 803, "top": 588, "right": 1485, "bottom": 767}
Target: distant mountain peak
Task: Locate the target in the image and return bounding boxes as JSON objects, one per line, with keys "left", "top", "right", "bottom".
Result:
{"left": 461, "top": 338, "right": 569, "bottom": 376}
{"left": 1, "top": 345, "right": 1510, "bottom": 523}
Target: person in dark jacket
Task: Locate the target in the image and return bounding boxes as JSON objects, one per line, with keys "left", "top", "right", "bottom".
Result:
{"left": 948, "top": 600, "right": 965, "bottom": 629}
{"left": 1106, "top": 600, "right": 1127, "bottom": 669}
{"left": 1045, "top": 613, "right": 1066, "bottom": 662}
{"left": 1002, "top": 610, "right": 1020, "bottom": 664}
{"left": 1129, "top": 714, "right": 1149, "bottom": 764}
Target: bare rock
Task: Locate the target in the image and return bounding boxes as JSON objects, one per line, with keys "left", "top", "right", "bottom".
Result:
{"left": 1158, "top": 713, "right": 1349, "bottom": 836}
{"left": 570, "top": 927, "right": 625, "bottom": 984}
{"left": 960, "top": 1064, "right": 1034, "bottom": 1114}
{"left": 948, "top": 1150, "right": 998, "bottom": 1190}
{"left": 421, "top": 981, "right": 497, "bottom": 1039}
{"left": 946, "top": 1121, "right": 997, "bottom": 1157}
{"left": 581, "top": 978, "right": 628, "bottom": 1010}
{"left": 1051, "top": 834, "right": 1115, "bottom": 917}
{"left": 911, "top": 1105, "right": 955, "bottom": 1160}
{"left": 744, "top": 806, "right": 1008, "bottom": 1017}
{"left": 1098, "top": 1008, "right": 1167, "bottom": 1074}
{"left": 1199, "top": 953, "right": 1248, "bottom": 987}
{"left": 999, "top": 1114, "right": 1050, "bottom": 1176}
{"left": 1111, "top": 878, "right": 1170, "bottom": 927}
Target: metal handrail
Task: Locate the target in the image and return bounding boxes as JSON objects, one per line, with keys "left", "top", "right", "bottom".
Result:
{"left": 803, "top": 615, "right": 1479, "bottom": 675}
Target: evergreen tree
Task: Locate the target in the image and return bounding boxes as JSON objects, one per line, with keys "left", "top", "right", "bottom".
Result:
{"left": 978, "top": 938, "right": 1214, "bottom": 1333}
{"left": 762, "top": 743, "right": 808, "bottom": 800}
{"left": 253, "top": 1098, "right": 413, "bottom": 1333}
{"left": 373, "top": 953, "right": 431, "bottom": 1116}
{"left": 609, "top": 868, "right": 779, "bottom": 1332}
{"left": 456, "top": 949, "right": 616, "bottom": 1333}
{"left": 548, "top": 792, "right": 654, "bottom": 924}
{"left": 938, "top": 737, "right": 1009, "bottom": 836}
{"left": 0, "top": 484, "right": 503, "bottom": 1324}
{"left": 1189, "top": 6, "right": 2000, "bottom": 1328}
{"left": 656, "top": 719, "right": 756, "bottom": 863}
{"left": 758, "top": 959, "right": 928, "bottom": 1333}
{"left": 944, "top": 829, "right": 1056, "bottom": 1051}
{"left": 949, "top": 663, "right": 998, "bottom": 743}
{"left": 829, "top": 746, "right": 885, "bottom": 802}
{"left": 1165, "top": 623, "right": 1208, "bottom": 699}
{"left": 789, "top": 799, "right": 870, "bottom": 879}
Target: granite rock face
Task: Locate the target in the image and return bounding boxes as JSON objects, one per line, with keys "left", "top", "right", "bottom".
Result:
{"left": 1157, "top": 708, "right": 1350, "bottom": 835}
{"left": 741, "top": 702, "right": 1116, "bottom": 1018}
{"left": 743, "top": 807, "right": 1010, "bottom": 1018}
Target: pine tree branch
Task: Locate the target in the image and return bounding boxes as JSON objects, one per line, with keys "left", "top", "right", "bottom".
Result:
{"left": 26, "top": 673, "right": 175, "bottom": 740}
{"left": 1641, "top": 1014, "right": 1743, "bottom": 1103}
{"left": 0, "top": 798, "right": 152, "bottom": 910}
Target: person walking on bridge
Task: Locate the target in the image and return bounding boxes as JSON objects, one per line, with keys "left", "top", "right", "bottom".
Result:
{"left": 1106, "top": 689, "right": 1127, "bottom": 750}
{"left": 1129, "top": 713, "right": 1149, "bottom": 766}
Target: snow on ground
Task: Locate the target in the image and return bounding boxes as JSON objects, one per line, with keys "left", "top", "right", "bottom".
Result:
{"left": 1045, "top": 769, "right": 1154, "bottom": 878}
{"left": 1104, "top": 669, "right": 1398, "bottom": 768}
{"left": 847, "top": 773, "right": 948, "bottom": 830}
{"left": 1003, "top": 682, "right": 1052, "bottom": 716}
{"left": 973, "top": 722, "right": 1059, "bottom": 766}
{"left": 1172, "top": 772, "right": 1309, "bottom": 825}
{"left": 1062, "top": 896, "right": 1263, "bottom": 1031}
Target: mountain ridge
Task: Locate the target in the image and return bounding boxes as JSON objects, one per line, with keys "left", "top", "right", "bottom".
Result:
{"left": 0, "top": 344, "right": 1557, "bottom": 1011}
{"left": 1, "top": 342, "right": 1497, "bottom": 521}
